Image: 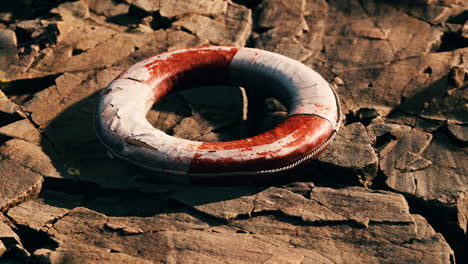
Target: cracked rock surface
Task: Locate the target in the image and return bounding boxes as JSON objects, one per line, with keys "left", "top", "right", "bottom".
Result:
{"left": 0, "top": 0, "right": 467, "bottom": 263}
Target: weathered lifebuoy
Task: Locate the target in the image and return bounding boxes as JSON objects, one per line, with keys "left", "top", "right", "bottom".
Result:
{"left": 95, "top": 46, "right": 341, "bottom": 183}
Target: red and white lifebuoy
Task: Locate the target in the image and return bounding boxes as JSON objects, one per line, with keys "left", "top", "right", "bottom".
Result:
{"left": 96, "top": 46, "right": 341, "bottom": 183}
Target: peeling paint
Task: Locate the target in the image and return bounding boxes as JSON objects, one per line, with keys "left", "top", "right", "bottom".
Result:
{"left": 95, "top": 46, "right": 341, "bottom": 178}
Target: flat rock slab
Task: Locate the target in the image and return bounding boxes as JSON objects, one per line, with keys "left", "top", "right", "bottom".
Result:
{"left": 383, "top": 130, "right": 468, "bottom": 234}
{"left": 15, "top": 186, "right": 453, "bottom": 264}
{"left": 316, "top": 122, "right": 379, "bottom": 186}
{"left": 0, "top": 158, "right": 43, "bottom": 213}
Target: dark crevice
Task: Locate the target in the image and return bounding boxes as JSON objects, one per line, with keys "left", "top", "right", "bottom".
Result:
{"left": 0, "top": 0, "right": 69, "bottom": 22}
{"left": 344, "top": 110, "right": 359, "bottom": 125}
{"left": 423, "top": 66, "right": 432, "bottom": 74}
{"left": 235, "top": 209, "right": 383, "bottom": 228}
{"left": 447, "top": 10, "right": 468, "bottom": 25}
{"left": 369, "top": 169, "right": 466, "bottom": 263}
{"left": 404, "top": 194, "right": 468, "bottom": 264}
{"left": 151, "top": 11, "right": 174, "bottom": 30}
{"left": 0, "top": 111, "right": 24, "bottom": 127}
{"left": 178, "top": 26, "right": 195, "bottom": 35}
{"left": 41, "top": 177, "right": 186, "bottom": 218}
{"left": 368, "top": 169, "right": 392, "bottom": 191}
{"left": 254, "top": 26, "right": 272, "bottom": 34}
{"left": 7, "top": 223, "right": 59, "bottom": 254}
{"left": 1, "top": 74, "right": 61, "bottom": 105}
{"left": 72, "top": 48, "right": 85, "bottom": 56}
{"left": 343, "top": 108, "right": 379, "bottom": 126}
{"left": 0, "top": 135, "right": 13, "bottom": 146}
{"left": 232, "top": 0, "right": 264, "bottom": 9}
{"left": 437, "top": 32, "right": 468, "bottom": 52}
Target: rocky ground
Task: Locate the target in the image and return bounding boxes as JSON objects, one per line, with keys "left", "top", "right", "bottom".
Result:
{"left": 0, "top": 0, "right": 467, "bottom": 263}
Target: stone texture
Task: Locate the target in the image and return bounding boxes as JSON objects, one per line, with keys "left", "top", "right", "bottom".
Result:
{"left": 7, "top": 200, "right": 70, "bottom": 232}
{"left": 0, "top": 139, "right": 59, "bottom": 178}
{"left": 0, "top": 119, "right": 42, "bottom": 144}
{"left": 50, "top": 0, "right": 91, "bottom": 21}
{"left": 448, "top": 124, "right": 468, "bottom": 142}
{"left": 0, "top": 239, "right": 5, "bottom": 257}
{"left": 0, "top": 0, "right": 466, "bottom": 262}
{"left": 173, "top": 3, "right": 252, "bottom": 46}
{"left": 0, "top": 29, "right": 18, "bottom": 70}
{"left": 86, "top": 0, "right": 130, "bottom": 18}
{"left": 32, "top": 242, "right": 155, "bottom": 264}
{"left": 160, "top": 0, "right": 228, "bottom": 17}
{"left": 123, "top": 0, "right": 159, "bottom": 12}
{"left": 28, "top": 186, "right": 455, "bottom": 264}
{"left": 317, "top": 123, "right": 379, "bottom": 186}
{"left": 382, "top": 129, "right": 468, "bottom": 235}
{"left": 0, "top": 213, "right": 25, "bottom": 259}
{"left": 0, "top": 158, "right": 43, "bottom": 213}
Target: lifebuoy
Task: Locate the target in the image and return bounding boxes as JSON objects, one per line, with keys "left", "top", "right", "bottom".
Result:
{"left": 95, "top": 46, "right": 341, "bottom": 183}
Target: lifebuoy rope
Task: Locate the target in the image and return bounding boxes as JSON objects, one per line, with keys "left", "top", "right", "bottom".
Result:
{"left": 256, "top": 84, "right": 342, "bottom": 174}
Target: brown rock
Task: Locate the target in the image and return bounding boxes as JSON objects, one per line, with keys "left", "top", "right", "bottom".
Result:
{"left": 41, "top": 186, "right": 454, "bottom": 263}
{"left": 0, "top": 29, "right": 18, "bottom": 70}
{"left": 0, "top": 93, "right": 25, "bottom": 127}
{"left": 0, "top": 213, "right": 25, "bottom": 259}
{"left": 86, "top": 0, "right": 129, "bottom": 18}
{"left": 170, "top": 187, "right": 258, "bottom": 220}
{"left": 14, "top": 19, "right": 43, "bottom": 35}
{"left": 32, "top": 241, "right": 154, "bottom": 264}
{"left": 447, "top": 124, "right": 468, "bottom": 142}
{"left": 0, "top": 239, "right": 5, "bottom": 257}
{"left": 50, "top": 0, "right": 91, "bottom": 21}
{"left": 297, "top": 0, "right": 328, "bottom": 57}
{"left": 462, "top": 21, "right": 468, "bottom": 39}
{"left": 0, "top": 139, "right": 59, "bottom": 177}
{"left": 398, "top": 48, "right": 467, "bottom": 117}
{"left": 420, "top": 86, "right": 467, "bottom": 124}
{"left": 334, "top": 48, "right": 467, "bottom": 117}
{"left": 258, "top": 0, "right": 307, "bottom": 34}
{"left": 123, "top": 0, "right": 159, "bottom": 12}
{"left": 0, "top": 119, "right": 42, "bottom": 144}
{"left": 366, "top": 122, "right": 404, "bottom": 146}
{"left": 0, "top": 214, "right": 21, "bottom": 246}
{"left": 172, "top": 116, "right": 212, "bottom": 140}
{"left": 318, "top": 123, "right": 379, "bottom": 184}
{"left": 0, "top": 0, "right": 466, "bottom": 262}
{"left": 182, "top": 86, "right": 244, "bottom": 133}
{"left": 321, "top": 1, "right": 443, "bottom": 70}
{"left": 448, "top": 65, "right": 466, "bottom": 88}
{"left": 0, "top": 159, "right": 43, "bottom": 212}
{"left": 160, "top": 0, "right": 228, "bottom": 17}
{"left": 254, "top": 0, "right": 311, "bottom": 60}
{"left": 173, "top": 3, "right": 251, "bottom": 46}
{"left": 0, "top": 29, "right": 17, "bottom": 47}
{"left": 382, "top": 129, "right": 468, "bottom": 234}
{"left": 7, "top": 200, "right": 70, "bottom": 232}
{"left": 406, "top": 4, "right": 452, "bottom": 24}
{"left": 148, "top": 85, "right": 247, "bottom": 142}
{"left": 255, "top": 35, "right": 312, "bottom": 61}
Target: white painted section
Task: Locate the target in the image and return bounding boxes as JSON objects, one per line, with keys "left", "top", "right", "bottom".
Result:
{"left": 230, "top": 48, "right": 338, "bottom": 128}
{"left": 96, "top": 79, "right": 202, "bottom": 173}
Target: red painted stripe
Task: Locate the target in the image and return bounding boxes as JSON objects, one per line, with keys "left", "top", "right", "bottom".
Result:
{"left": 142, "top": 47, "right": 239, "bottom": 102}
{"left": 188, "top": 115, "right": 333, "bottom": 174}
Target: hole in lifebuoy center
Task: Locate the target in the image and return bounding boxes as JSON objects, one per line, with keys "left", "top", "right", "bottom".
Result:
{"left": 146, "top": 85, "right": 289, "bottom": 142}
